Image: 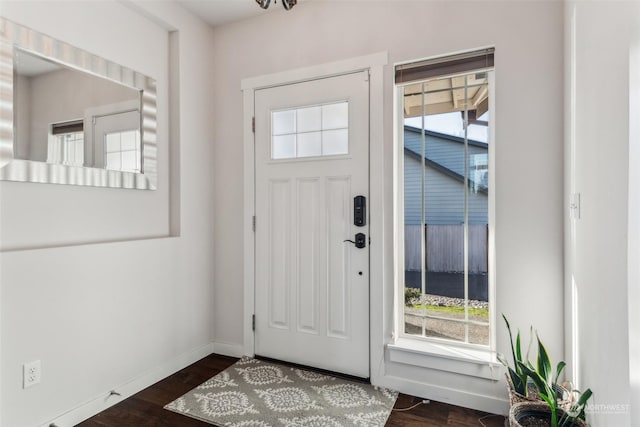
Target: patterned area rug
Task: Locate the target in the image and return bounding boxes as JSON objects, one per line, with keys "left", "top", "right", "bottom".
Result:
{"left": 165, "top": 356, "right": 398, "bottom": 427}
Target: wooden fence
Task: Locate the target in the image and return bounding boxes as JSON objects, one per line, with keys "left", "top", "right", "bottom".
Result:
{"left": 405, "top": 224, "right": 488, "bottom": 273}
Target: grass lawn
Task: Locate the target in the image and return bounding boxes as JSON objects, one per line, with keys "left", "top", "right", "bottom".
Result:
{"left": 408, "top": 303, "right": 489, "bottom": 318}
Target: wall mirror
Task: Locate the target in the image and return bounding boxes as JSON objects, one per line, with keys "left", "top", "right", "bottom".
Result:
{"left": 0, "top": 17, "right": 157, "bottom": 189}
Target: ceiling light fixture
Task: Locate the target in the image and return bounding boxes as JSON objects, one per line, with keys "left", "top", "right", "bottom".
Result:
{"left": 256, "top": 0, "right": 297, "bottom": 11}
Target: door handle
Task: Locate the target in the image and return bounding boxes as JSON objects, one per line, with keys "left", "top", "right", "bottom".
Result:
{"left": 344, "top": 233, "right": 366, "bottom": 249}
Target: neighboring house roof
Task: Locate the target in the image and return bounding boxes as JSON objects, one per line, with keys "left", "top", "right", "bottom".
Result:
{"left": 404, "top": 126, "right": 488, "bottom": 195}
{"left": 404, "top": 125, "right": 488, "bottom": 149}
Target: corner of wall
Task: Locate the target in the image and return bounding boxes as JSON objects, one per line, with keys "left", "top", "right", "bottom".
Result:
{"left": 169, "top": 29, "right": 181, "bottom": 237}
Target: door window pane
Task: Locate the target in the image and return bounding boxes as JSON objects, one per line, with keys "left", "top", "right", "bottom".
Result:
{"left": 297, "top": 106, "right": 322, "bottom": 133}
{"left": 104, "top": 129, "right": 140, "bottom": 173}
{"left": 105, "top": 133, "right": 120, "bottom": 152}
{"left": 106, "top": 152, "right": 121, "bottom": 170}
{"left": 271, "top": 101, "right": 349, "bottom": 160}
{"left": 272, "top": 134, "right": 297, "bottom": 159}
{"left": 322, "top": 129, "right": 348, "bottom": 156}
{"left": 121, "top": 131, "right": 137, "bottom": 151}
{"left": 297, "top": 132, "right": 322, "bottom": 157}
{"left": 272, "top": 110, "right": 296, "bottom": 135}
{"left": 322, "top": 102, "right": 348, "bottom": 129}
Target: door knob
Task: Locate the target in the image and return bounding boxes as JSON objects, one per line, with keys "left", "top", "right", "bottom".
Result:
{"left": 344, "top": 233, "right": 366, "bottom": 249}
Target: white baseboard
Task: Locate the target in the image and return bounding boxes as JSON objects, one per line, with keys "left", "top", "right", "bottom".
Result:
{"left": 212, "top": 341, "right": 245, "bottom": 358}
{"left": 40, "top": 342, "right": 216, "bottom": 427}
{"left": 374, "top": 374, "right": 509, "bottom": 416}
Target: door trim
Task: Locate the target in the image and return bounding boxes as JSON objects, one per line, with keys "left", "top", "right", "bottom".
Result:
{"left": 241, "top": 52, "right": 387, "bottom": 380}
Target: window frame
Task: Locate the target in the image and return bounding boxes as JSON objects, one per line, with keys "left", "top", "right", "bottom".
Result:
{"left": 393, "top": 55, "right": 497, "bottom": 357}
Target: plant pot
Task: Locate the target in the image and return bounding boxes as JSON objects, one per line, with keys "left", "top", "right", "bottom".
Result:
{"left": 509, "top": 402, "right": 587, "bottom": 427}
{"left": 506, "top": 376, "right": 540, "bottom": 406}
{"left": 505, "top": 375, "right": 572, "bottom": 411}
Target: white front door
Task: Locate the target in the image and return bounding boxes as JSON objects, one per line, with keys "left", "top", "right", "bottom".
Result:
{"left": 254, "top": 71, "right": 370, "bottom": 378}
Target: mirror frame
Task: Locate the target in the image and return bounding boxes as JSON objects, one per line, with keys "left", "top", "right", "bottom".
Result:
{"left": 0, "top": 17, "right": 157, "bottom": 189}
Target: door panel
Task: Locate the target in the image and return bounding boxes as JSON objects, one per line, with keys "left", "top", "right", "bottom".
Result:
{"left": 254, "top": 71, "right": 370, "bottom": 377}
{"left": 326, "top": 175, "right": 351, "bottom": 338}
{"left": 268, "top": 179, "right": 291, "bottom": 330}
{"left": 296, "top": 177, "right": 320, "bottom": 334}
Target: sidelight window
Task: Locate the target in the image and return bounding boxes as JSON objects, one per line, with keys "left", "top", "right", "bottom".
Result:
{"left": 395, "top": 49, "right": 494, "bottom": 348}
{"left": 47, "top": 120, "right": 84, "bottom": 166}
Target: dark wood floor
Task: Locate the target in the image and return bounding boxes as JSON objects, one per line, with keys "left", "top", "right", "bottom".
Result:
{"left": 77, "top": 353, "right": 505, "bottom": 427}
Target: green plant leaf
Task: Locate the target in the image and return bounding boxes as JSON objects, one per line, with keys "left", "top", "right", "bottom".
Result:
{"left": 525, "top": 326, "right": 533, "bottom": 364}
{"left": 574, "top": 388, "right": 593, "bottom": 419}
{"left": 502, "top": 314, "right": 517, "bottom": 366}
{"left": 536, "top": 335, "right": 552, "bottom": 385}
{"left": 518, "top": 362, "right": 547, "bottom": 395}
{"left": 510, "top": 370, "right": 525, "bottom": 395}
{"left": 575, "top": 388, "right": 593, "bottom": 406}
{"left": 515, "top": 330, "right": 522, "bottom": 367}
{"left": 554, "top": 361, "right": 566, "bottom": 388}
{"left": 502, "top": 314, "right": 528, "bottom": 395}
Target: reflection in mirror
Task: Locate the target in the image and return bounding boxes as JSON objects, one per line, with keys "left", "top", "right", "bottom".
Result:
{"left": 0, "top": 17, "right": 157, "bottom": 189}
{"left": 14, "top": 48, "right": 142, "bottom": 172}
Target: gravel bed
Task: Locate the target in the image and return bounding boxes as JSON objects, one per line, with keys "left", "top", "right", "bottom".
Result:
{"left": 409, "top": 293, "right": 489, "bottom": 309}
{"left": 404, "top": 293, "right": 490, "bottom": 344}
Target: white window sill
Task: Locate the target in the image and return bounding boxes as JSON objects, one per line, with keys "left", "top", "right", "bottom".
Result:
{"left": 387, "top": 338, "right": 503, "bottom": 381}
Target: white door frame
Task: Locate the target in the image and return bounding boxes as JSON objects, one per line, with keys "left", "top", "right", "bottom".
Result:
{"left": 241, "top": 52, "right": 387, "bottom": 380}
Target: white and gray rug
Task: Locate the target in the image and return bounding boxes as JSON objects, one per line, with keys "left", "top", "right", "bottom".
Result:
{"left": 165, "top": 356, "right": 398, "bottom": 427}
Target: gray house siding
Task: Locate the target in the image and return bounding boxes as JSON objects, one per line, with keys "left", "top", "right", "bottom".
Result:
{"left": 403, "top": 127, "right": 489, "bottom": 273}
{"left": 404, "top": 155, "right": 488, "bottom": 225}
{"left": 404, "top": 127, "right": 488, "bottom": 181}
{"left": 403, "top": 128, "right": 488, "bottom": 226}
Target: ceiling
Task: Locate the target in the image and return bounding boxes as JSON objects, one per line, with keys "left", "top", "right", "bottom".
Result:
{"left": 176, "top": 0, "right": 300, "bottom": 27}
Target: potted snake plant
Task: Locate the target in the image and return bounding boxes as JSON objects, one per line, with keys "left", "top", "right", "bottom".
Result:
{"left": 510, "top": 334, "right": 592, "bottom": 427}
{"left": 498, "top": 314, "right": 536, "bottom": 404}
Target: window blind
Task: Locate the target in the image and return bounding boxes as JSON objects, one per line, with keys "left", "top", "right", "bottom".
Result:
{"left": 51, "top": 120, "right": 83, "bottom": 135}
{"left": 395, "top": 48, "right": 494, "bottom": 84}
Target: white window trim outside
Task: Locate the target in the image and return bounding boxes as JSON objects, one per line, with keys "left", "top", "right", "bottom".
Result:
{"left": 390, "top": 62, "right": 498, "bottom": 374}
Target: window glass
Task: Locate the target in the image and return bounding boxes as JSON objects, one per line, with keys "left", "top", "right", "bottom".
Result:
{"left": 322, "top": 129, "right": 349, "bottom": 156}
{"left": 322, "top": 102, "right": 349, "bottom": 129}
{"left": 104, "top": 129, "right": 140, "bottom": 173}
{"left": 271, "top": 101, "right": 349, "bottom": 160}
{"left": 272, "top": 110, "right": 296, "bottom": 135}
{"left": 297, "top": 106, "right": 322, "bottom": 133}
{"left": 47, "top": 130, "right": 84, "bottom": 167}
{"left": 400, "top": 70, "right": 492, "bottom": 347}
{"left": 272, "top": 134, "right": 297, "bottom": 159}
{"left": 297, "top": 132, "right": 322, "bottom": 158}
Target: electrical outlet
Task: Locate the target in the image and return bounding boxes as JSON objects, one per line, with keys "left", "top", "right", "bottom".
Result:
{"left": 23, "top": 360, "right": 41, "bottom": 388}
